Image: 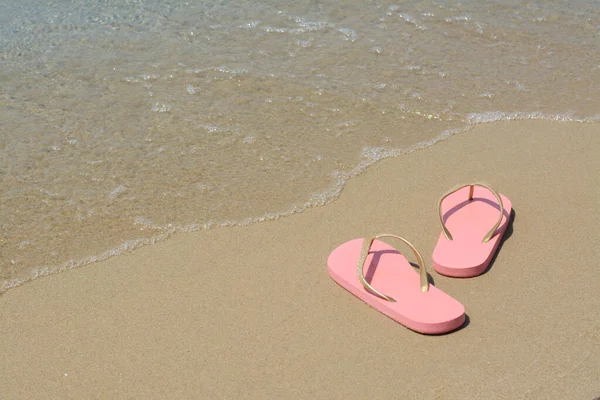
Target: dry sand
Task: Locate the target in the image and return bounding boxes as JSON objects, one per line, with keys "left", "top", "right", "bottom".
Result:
{"left": 1, "top": 120, "right": 599, "bottom": 399}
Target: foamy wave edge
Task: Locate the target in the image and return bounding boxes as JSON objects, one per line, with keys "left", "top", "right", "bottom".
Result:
{"left": 2, "top": 111, "right": 598, "bottom": 294}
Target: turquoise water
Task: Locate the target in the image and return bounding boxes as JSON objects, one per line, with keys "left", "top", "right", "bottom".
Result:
{"left": 1, "top": 0, "right": 599, "bottom": 292}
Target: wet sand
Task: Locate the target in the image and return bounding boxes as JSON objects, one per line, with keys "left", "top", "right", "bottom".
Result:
{"left": 1, "top": 120, "right": 599, "bottom": 399}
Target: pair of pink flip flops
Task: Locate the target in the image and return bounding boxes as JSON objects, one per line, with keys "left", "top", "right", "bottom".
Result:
{"left": 327, "top": 184, "right": 512, "bottom": 334}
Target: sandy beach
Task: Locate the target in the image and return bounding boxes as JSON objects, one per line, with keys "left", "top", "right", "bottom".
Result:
{"left": 1, "top": 120, "right": 599, "bottom": 399}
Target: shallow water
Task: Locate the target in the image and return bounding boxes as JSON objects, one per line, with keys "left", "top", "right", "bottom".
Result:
{"left": 1, "top": 0, "right": 599, "bottom": 292}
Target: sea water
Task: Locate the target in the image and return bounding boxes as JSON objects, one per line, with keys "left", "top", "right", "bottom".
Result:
{"left": 1, "top": 0, "right": 599, "bottom": 293}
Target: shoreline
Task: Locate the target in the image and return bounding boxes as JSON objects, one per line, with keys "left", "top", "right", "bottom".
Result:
{"left": 4, "top": 115, "right": 597, "bottom": 296}
{"left": 2, "top": 120, "right": 599, "bottom": 399}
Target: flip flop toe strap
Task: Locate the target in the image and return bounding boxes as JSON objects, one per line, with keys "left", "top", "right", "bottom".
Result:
{"left": 357, "top": 234, "right": 429, "bottom": 302}
{"left": 438, "top": 183, "right": 504, "bottom": 243}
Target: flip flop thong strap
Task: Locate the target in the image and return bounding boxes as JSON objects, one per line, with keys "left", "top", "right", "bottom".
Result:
{"left": 438, "top": 183, "right": 504, "bottom": 244}
{"left": 357, "top": 234, "right": 429, "bottom": 302}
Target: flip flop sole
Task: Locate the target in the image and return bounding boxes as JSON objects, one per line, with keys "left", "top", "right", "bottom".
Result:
{"left": 433, "top": 186, "right": 513, "bottom": 277}
{"left": 328, "top": 238, "right": 465, "bottom": 334}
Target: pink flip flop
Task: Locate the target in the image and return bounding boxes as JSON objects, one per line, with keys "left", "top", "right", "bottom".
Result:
{"left": 327, "top": 234, "right": 466, "bottom": 334}
{"left": 433, "top": 184, "right": 513, "bottom": 278}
